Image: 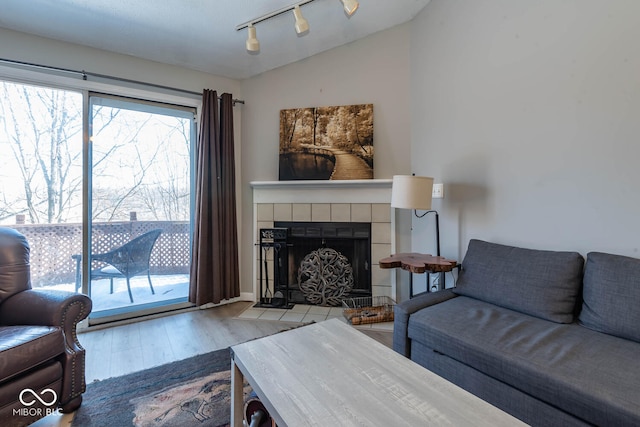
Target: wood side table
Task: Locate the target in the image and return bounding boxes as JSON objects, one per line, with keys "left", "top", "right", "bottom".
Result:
{"left": 379, "top": 252, "right": 458, "bottom": 297}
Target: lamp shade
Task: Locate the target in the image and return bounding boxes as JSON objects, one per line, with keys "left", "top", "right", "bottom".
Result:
{"left": 391, "top": 175, "right": 434, "bottom": 211}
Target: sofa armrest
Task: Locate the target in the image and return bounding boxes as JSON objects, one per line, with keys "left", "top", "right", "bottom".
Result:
{"left": 0, "top": 289, "right": 91, "bottom": 329}
{"left": 393, "top": 289, "right": 457, "bottom": 357}
{"left": 0, "top": 289, "right": 91, "bottom": 357}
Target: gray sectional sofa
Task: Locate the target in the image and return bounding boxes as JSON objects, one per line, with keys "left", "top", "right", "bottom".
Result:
{"left": 394, "top": 239, "right": 640, "bottom": 426}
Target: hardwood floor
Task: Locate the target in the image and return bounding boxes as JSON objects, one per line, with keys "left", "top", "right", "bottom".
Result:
{"left": 80, "top": 301, "right": 393, "bottom": 382}
{"left": 33, "top": 301, "right": 393, "bottom": 426}
{"left": 81, "top": 301, "right": 263, "bottom": 382}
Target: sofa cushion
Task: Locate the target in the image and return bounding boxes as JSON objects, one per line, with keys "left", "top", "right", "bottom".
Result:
{"left": 0, "top": 326, "right": 65, "bottom": 383}
{"left": 408, "top": 296, "right": 640, "bottom": 426}
{"left": 579, "top": 252, "right": 640, "bottom": 343}
{"left": 453, "top": 239, "right": 584, "bottom": 323}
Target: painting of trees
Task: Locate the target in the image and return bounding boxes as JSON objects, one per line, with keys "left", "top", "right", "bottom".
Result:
{"left": 279, "top": 104, "right": 373, "bottom": 181}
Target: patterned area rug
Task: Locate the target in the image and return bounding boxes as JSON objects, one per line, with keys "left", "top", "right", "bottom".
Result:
{"left": 72, "top": 348, "right": 246, "bottom": 427}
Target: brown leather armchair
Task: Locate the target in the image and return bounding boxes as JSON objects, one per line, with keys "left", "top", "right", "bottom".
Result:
{"left": 0, "top": 227, "right": 92, "bottom": 427}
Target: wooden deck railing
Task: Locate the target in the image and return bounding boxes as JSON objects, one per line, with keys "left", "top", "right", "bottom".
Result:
{"left": 8, "top": 221, "right": 190, "bottom": 288}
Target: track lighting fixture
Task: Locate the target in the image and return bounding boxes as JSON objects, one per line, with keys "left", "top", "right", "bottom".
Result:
{"left": 293, "top": 5, "right": 309, "bottom": 35}
{"left": 340, "top": 0, "right": 359, "bottom": 16}
{"left": 237, "top": 0, "right": 359, "bottom": 53}
{"left": 246, "top": 24, "right": 260, "bottom": 52}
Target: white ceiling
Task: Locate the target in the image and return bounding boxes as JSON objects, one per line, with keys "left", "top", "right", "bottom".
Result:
{"left": 0, "top": 0, "right": 430, "bottom": 80}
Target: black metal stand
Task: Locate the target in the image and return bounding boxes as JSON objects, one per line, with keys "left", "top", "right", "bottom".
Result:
{"left": 414, "top": 209, "right": 444, "bottom": 293}
{"left": 256, "top": 228, "right": 293, "bottom": 309}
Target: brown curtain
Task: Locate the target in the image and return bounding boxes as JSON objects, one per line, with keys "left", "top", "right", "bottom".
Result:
{"left": 189, "top": 90, "right": 240, "bottom": 305}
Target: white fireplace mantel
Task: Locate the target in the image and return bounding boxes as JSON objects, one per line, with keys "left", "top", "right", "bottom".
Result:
{"left": 250, "top": 179, "right": 392, "bottom": 204}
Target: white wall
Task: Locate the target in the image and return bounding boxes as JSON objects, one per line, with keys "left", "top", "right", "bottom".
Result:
{"left": 240, "top": 24, "right": 413, "bottom": 295}
{"left": 410, "top": 0, "right": 640, "bottom": 264}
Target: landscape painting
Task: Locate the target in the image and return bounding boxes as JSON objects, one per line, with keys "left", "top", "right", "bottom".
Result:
{"left": 279, "top": 104, "right": 373, "bottom": 181}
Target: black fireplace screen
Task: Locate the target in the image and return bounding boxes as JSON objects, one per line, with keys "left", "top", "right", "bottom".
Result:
{"left": 274, "top": 221, "right": 372, "bottom": 305}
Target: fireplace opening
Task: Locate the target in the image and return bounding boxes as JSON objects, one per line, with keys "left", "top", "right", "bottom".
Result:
{"left": 274, "top": 221, "right": 372, "bottom": 306}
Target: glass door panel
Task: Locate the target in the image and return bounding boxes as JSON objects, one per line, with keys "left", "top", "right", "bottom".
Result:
{"left": 88, "top": 94, "right": 194, "bottom": 319}
{"left": 0, "top": 81, "right": 83, "bottom": 292}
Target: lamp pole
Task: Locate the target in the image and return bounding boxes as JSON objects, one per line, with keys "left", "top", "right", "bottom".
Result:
{"left": 414, "top": 209, "right": 443, "bottom": 291}
{"left": 414, "top": 209, "right": 440, "bottom": 257}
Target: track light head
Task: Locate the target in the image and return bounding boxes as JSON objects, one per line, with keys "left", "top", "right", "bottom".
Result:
{"left": 238, "top": 0, "right": 359, "bottom": 53}
{"left": 340, "top": 0, "right": 359, "bottom": 16}
{"left": 246, "top": 24, "right": 260, "bottom": 52}
{"left": 293, "top": 5, "right": 309, "bottom": 35}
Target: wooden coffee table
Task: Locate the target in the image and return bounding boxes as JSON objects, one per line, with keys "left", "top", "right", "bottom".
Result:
{"left": 230, "top": 318, "right": 525, "bottom": 426}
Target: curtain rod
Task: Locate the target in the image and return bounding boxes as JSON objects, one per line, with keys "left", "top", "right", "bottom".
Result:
{"left": 0, "top": 57, "right": 245, "bottom": 106}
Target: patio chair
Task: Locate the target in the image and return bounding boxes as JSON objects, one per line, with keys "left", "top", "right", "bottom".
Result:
{"left": 73, "top": 229, "right": 162, "bottom": 303}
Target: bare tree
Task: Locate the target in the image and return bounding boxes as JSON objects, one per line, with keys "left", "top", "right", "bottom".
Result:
{"left": 138, "top": 120, "right": 191, "bottom": 221}
{"left": 0, "top": 82, "right": 83, "bottom": 223}
{"left": 1, "top": 81, "right": 192, "bottom": 225}
{"left": 346, "top": 104, "right": 373, "bottom": 160}
{"left": 279, "top": 108, "right": 302, "bottom": 152}
{"left": 89, "top": 105, "right": 191, "bottom": 222}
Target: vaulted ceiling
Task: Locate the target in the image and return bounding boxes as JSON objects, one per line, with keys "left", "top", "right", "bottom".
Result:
{"left": 0, "top": 0, "right": 431, "bottom": 80}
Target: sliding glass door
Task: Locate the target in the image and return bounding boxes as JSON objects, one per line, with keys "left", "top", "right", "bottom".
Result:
{"left": 1, "top": 79, "right": 197, "bottom": 322}
{"left": 88, "top": 94, "right": 195, "bottom": 319}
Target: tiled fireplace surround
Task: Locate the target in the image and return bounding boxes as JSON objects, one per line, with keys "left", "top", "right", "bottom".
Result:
{"left": 251, "top": 179, "right": 396, "bottom": 303}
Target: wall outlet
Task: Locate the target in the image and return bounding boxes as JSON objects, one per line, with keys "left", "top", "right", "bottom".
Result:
{"left": 432, "top": 183, "right": 444, "bottom": 199}
{"left": 429, "top": 273, "right": 440, "bottom": 291}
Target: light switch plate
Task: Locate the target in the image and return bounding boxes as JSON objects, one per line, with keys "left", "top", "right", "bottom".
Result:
{"left": 432, "top": 183, "right": 444, "bottom": 199}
